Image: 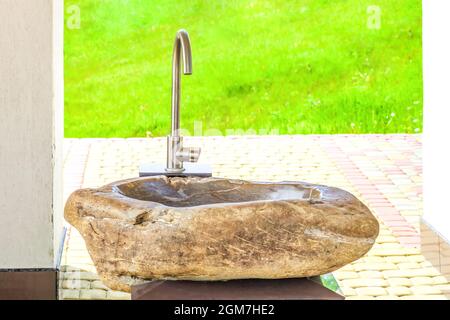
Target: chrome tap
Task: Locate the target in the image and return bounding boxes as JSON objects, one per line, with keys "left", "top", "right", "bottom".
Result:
{"left": 166, "top": 29, "right": 201, "bottom": 173}
{"left": 139, "top": 29, "right": 211, "bottom": 178}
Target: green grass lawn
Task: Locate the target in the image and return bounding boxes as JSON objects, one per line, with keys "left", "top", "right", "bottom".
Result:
{"left": 64, "top": 0, "right": 422, "bottom": 137}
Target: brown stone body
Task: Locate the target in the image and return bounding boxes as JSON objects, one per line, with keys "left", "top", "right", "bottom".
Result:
{"left": 64, "top": 176, "right": 379, "bottom": 292}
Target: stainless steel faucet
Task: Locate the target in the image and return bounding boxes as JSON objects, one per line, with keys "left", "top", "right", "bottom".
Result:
{"left": 166, "top": 29, "right": 201, "bottom": 174}
{"left": 139, "top": 29, "right": 211, "bottom": 177}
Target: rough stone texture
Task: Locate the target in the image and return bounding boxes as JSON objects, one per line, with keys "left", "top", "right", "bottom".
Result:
{"left": 64, "top": 176, "right": 379, "bottom": 292}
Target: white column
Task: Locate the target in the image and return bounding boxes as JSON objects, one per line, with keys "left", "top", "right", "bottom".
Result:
{"left": 0, "top": 0, "right": 63, "bottom": 269}
{"left": 423, "top": 0, "right": 450, "bottom": 240}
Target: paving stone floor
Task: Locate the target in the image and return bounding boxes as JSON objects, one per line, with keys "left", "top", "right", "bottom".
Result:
{"left": 60, "top": 135, "right": 449, "bottom": 300}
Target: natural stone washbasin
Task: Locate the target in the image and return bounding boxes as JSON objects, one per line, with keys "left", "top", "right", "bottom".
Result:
{"left": 64, "top": 176, "right": 379, "bottom": 292}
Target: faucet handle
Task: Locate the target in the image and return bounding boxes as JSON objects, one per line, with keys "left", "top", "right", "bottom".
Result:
{"left": 176, "top": 147, "right": 201, "bottom": 163}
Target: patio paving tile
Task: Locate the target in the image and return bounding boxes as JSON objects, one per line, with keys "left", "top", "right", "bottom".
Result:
{"left": 80, "top": 289, "right": 107, "bottom": 300}
{"left": 355, "top": 287, "right": 387, "bottom": 297}
{"left": 386, "top": 286, "right": 412, "bottom": 296}
{"left": 59, "top": 134, "right": 449, "bottom": 300}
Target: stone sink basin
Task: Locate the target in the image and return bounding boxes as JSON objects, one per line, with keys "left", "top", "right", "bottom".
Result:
{"left": 64, "top": 176, "right": 379, "bottom": 292}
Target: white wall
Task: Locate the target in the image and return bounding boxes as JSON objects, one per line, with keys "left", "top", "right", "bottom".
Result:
{"left": 53, "top": 0, "right": 64, "bottom": 267}
{"left": 0, "top": 0, "right": 63, "bottom": 269}
{"left": 423, "top": 0, "right": 450, "bottom": 241}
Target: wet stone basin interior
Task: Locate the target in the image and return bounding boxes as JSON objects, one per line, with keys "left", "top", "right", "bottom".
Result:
{"left": 64, "top": 176, "right": 379, "bottom": 292}
{"left": 114, "top": 178, "right": 321, "bottom": 207}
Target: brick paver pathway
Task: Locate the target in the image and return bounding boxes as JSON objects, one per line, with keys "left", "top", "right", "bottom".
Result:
{"left": 60, "top": 135, "right": 449, "bottom": 300}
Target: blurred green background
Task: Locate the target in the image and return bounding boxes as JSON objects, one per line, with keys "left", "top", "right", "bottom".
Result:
{"left": 64, "top": 0, "right": 422, "bottom": 137}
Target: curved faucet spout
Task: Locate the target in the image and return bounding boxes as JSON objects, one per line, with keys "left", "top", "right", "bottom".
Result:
{"left": 171, "top": 29, "right": 192, "bottom": 135}
{"left": 174, "top": 29, "right": 192, "bottom": 75}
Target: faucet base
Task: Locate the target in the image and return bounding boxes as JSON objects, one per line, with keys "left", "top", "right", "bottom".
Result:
{"left": 139, "top": 163, "right": 212, "bottom": 177}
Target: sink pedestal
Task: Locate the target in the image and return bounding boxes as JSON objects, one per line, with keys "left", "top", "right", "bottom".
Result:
{"left": 131, "top": 277, "right": 344, "bottom": 300}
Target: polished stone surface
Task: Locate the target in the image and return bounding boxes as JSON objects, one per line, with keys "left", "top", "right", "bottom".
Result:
{"left": 65, "top": 176, "right": 379, "bottom": 292}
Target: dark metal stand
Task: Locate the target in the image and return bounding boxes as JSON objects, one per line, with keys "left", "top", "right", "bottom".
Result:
{"left": 131, "top": 277, "right": 344, "bottom": 300}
